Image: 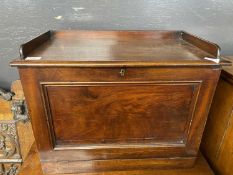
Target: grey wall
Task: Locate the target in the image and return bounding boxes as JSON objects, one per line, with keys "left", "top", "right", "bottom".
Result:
{"left": 1, "top": 0, "right": 233, "bottom": 90}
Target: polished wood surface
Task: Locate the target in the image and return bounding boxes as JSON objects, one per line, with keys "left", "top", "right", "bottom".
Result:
{"left": 17, "top": 66, "right": 220, "bottom": 173}
{"left": 48, "top": 83, "right": 196, "bottom": 146}
{"left": 11, "top": 30, "right": 231, "bottom": 67}
{"left": 19, "top": 143, "right": 214, "bottom": 175}
{"left": 201, "top": 56, "right": 233, "bottom": 175}
{"left": 11, "top": 31, "right": 228, "bottom": 174}
{"left": 23, "top": 31, "right": 214, "bottom": 61}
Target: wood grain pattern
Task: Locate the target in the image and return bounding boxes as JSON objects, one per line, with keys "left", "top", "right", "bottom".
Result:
{"left": 11, "top": 31, "right": 226, "bottom": 174}
{"left": 0, "top": 98, "right": 12, "bottom": 120}
{"left": 42, "top": 157, "right": 196, "bottom": 174}
{"left": 25, "top": 31, "right": 213, "bottom": 61}
{"left": 44, "top": 82, "right": 198, "bottom": 146}
{"left": 201, "top": 56, "right": 233, "bottom": 175}
{"left": 4, "top": 1, "right": 233, "bottom": 90}
{"left": 19, "top": 142, "right": 214, "bottom": 175}
{"left": 16, "top": 66, "right": 220, "bottom": 173}
{"left": 10, "top": 30, "right": 231, "bottom": 67}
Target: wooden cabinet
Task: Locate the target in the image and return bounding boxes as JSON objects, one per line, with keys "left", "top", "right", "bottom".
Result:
{"left": 201, "top": 56, "right": 233, "bottom": 175}
{"left": 10, "top": 30, "right": 231, "bottom": 174}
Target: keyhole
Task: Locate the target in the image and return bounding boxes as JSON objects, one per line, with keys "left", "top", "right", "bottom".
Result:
{"left": 119, "top": 69, "right": 125, "bottom": 77}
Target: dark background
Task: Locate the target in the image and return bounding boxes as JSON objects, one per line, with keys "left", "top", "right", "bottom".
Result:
{"left": 1, "top": 0, "right": 233, "bottom": 90}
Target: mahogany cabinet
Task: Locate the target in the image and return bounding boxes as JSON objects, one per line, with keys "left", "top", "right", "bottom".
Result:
{"left": 10, "top": 30, "right": 231, "bottom": 174}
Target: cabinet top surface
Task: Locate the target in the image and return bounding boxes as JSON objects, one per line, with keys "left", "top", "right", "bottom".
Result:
{"left": 10, "top": 30, "right": 231, "bottom": 67}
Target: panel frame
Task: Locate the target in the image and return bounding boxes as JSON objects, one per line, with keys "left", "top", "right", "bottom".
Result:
{"left": 40, "top": 81, "right": 201, "bottom": 151}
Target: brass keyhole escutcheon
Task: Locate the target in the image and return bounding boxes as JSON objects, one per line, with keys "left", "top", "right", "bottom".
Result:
{"left": 119, "top": 69, "right": 125, "bottom": 77}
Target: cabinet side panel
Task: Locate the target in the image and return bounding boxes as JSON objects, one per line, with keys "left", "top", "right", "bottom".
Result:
{"left": 18, "top": 68, "right": 53, "bottom": 151}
